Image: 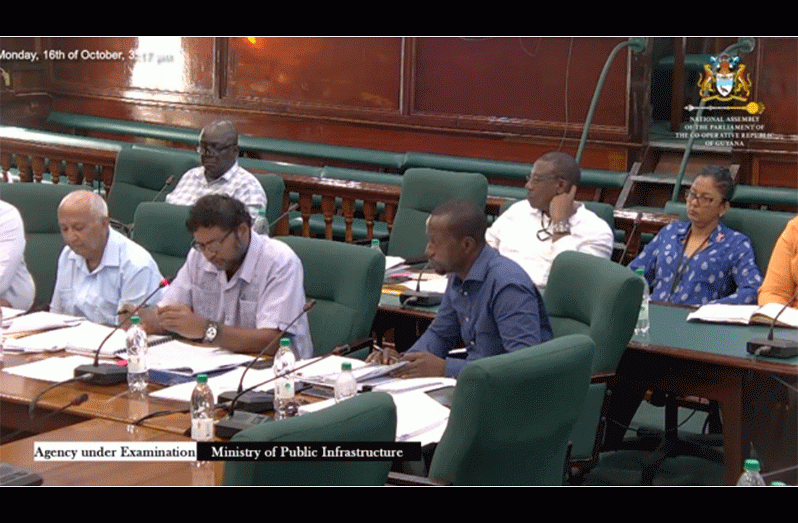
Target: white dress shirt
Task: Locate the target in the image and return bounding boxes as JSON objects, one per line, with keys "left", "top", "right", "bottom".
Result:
{"left": 0, "top": 201, "right": 35, "bottom": 309}
{"left": 485, "top": 200, "right": 614, "bottom": 292}
{"left": 50, "top": 229, "right": 165, "bottom": 325}
{"left": 160, "top": 232, "right": 313, "bottom": 359}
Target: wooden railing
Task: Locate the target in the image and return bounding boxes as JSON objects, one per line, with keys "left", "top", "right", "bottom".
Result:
{"left": 0, "top": 127, "right": 119, "bottom": 187}
{"left": 1, "top": 128, "right": 677, "bottom": 261}
{"left": 275, "top": 172, "right": 506, "bottom": 242}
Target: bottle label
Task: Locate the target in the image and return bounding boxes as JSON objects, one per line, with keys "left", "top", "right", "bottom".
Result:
{"left": 275, "top": 380, "right": 295, "bottom": 400}
{"left": 191, "top": 418, "right": 214, "bottom": 441}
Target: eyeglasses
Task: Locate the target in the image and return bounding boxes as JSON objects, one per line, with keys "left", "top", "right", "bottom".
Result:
{"left": 196, "top": 142, "right": 236, "bottom": 156}
{"left": 191, "top": 229, "right": 233, "bottom": 253}
{"left": 685, "top": 189, "right": 721, "bottom": 206}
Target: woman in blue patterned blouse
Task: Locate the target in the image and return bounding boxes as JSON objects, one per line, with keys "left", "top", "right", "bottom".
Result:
{"left": 628, "top": 166, "right": 762, "bottom": 305}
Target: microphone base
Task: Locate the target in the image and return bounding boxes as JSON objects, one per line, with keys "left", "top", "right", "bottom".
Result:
{"left": 399, "top": 290, "right": 443, "bottom": 307}
{"left": 74, "top": 363, "right": 128, "bottom": 385}
{"left": 217, "top": 390, "right": 274, "bottom": 413}
{"left": 215, "top": 411, "right": 272, "bottom": 439}
{"left": 747, "top": 338, "right": 798, "bottom": 359}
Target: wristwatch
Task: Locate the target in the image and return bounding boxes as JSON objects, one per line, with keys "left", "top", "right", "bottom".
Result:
{"left": 202, "top": 321, "right": 219, "bottom": 343}
{"left": 552, "top": 220, "right": 571, "bottom": 235}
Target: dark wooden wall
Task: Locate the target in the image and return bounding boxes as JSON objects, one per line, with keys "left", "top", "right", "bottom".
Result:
{"left": 1, "top": 36, "right": 795, "bottom": 185}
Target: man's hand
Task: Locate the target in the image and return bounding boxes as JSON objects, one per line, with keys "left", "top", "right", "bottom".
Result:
{"left": 366, "top": 347, "right": 400, "bottom": 365}
{"left": 157, "top": 305, "right": 207, "bottom": 340}
{"left": 548, "top": 183, "right": 577, "bottom": 224}
{"left": 395, "top": 352, "right": 446, "bottom": 378}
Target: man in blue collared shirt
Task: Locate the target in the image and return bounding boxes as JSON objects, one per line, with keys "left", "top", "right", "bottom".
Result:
{"left": 368, "top": 198, "right": 552, "bottom": 378}
{"left": 50, "top": 190, "right": 165, "bottom": 325}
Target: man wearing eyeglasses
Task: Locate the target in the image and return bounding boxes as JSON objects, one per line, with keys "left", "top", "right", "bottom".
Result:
{"left": 135, "top": 194, "right": 312, "bottom": 358}
{"left": 485, "top": 152, "right": 614, "bottom": 292}
{"left": 51, "top": 190, "right": 165, "bottom": 325}
{"left": 166, "top": 120, "right": 267, "bottom": 221}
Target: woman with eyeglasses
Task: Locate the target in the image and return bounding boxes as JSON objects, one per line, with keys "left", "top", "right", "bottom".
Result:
{"left": 628, "top": 165, "right": 762, "bottom": 305}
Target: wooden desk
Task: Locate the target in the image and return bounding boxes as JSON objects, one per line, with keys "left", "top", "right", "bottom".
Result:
{"left": 0, "top": 418, "right": 221, "bottom": 486}
{"left": 1, "top": 352, "right": 197, "bottom": 438}
{"left": 613, "top": 303, "right": 798, "bottom": 485}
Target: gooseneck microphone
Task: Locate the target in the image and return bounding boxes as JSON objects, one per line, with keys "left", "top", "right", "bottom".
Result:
{"left": 73, "top": 278, "right": 170, "bottom": 385}
{"left": 217, "top": 300, "right": 316, "bottom": 411}
{"left": 399, "top": 261, "right": 443, "bottom": 307}
{"left": 152, "top": 176, "right": 176, "bottom": 202}
{"left": 747, "top": 286, "right": 798, "bottom": 359}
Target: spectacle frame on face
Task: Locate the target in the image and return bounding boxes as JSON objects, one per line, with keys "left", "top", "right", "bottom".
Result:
{"left": 191, "top": 229, "right": 233, "bottom": 253}
{"left": 685, "top": 189, "right": 722, "bottom": 206}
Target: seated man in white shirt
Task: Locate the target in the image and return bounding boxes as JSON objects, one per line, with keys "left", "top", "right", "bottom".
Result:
{"left": 134, "top": 194, "right": 313, "bottom": 358}
{"left": 485, "top": 151, "right": 614, "bottom": 293}
{"left": 0, "top": 200, "right": 35, "bottom": 310}
{"left": 166, "top": 120, "right": 267, "bottom": 222}
{"left": 50, "top": 190, "right": 165, "bottom": 325}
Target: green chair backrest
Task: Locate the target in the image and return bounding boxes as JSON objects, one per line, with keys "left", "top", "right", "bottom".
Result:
{"left": 428, "top": 335, "right": 594, "bottom": 485}
{"left": 224, "top": 392, "right": 397, "bottom": 485}
{"left": 663, "top": 201, "right": 793, "bottom": 274}
{"left": 252, "top": 173, "right": 285, "bottom": 227}
{"left": 108, "top": 146, "right": 199, "bottom": 225}
{"left": 0, "top": 183, "right": 84, "bottom": 307}
{"left": 543, "top": 250, "right": 643, "bottom": 464}
{"left": 544, "top": 250, "right": 643, "bottom": 374}
{"left": 387, "top": 168, "right": 488, "bottom": 259}
{"left": 131, "top": 202, "right": 192, "bottom": 278}
{"left": 277, "top": 236, "right": 385, "bottom": 356}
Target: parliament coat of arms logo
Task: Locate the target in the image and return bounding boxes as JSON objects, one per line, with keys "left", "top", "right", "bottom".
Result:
{"left": 698, "top": 53, "right": 752, "bottom": 102}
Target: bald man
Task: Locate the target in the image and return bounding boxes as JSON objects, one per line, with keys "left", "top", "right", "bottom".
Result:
{"left": 166, "top": 120, "right": 267, "bottom": 221}
{"left": 50, "top": 190, "right": 165, "bottom": 325}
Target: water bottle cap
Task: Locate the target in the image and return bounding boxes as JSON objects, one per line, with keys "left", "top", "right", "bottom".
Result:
{"left": 130, "top": 316, "right": 141, "bottom": 324}
{"left": 371, "top": 238, "right": 380, "bottom": 246}
{"left": 743, "top": 458, "right": 761, "bottom": 471}
{"left": 280, "top": 337, "right": 290, "bottom": 346}
{"left": 197, "top": 374, "right": 208, "bottom": 383}
{"left": 342, "top": 362, "right": 352, "bottom": 371}
{"left": 635, "top": 268, "right": 644, "bottom": 276}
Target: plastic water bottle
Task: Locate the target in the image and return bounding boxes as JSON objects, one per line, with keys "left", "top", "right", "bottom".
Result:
{"left": 273, "top": 337, "right": 296, "bottom": 420}
{"left": 126, "top": 316, "right": 148, "bottom": 392}
{"left": 370, "top": 238, "right": 382, "bottom": 253}
{"left": 253, "top": 208, "right": 269, "bottom": 236}
{"left": 334, "top": 361, "right": 358, "bottom": 402}
{"left": 634, "top": 268, "right": 650, "bottom": 336}
{"left": 736, "top": 459, "right": 766, "bottom": 485}
{"left": 190, "top": 374, "right": 215, "bottom": 442}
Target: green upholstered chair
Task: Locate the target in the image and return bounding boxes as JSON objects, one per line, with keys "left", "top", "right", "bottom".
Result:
{"left": 426, "top": 334, "right": 594, "bottom": 486}
{"left": 108, "top": 146, "right": 199, "bottom": 226}
{"left": 543, "top": 250, "right": 643, "bottom": 479}
{"left": 663, "top": 201, "right": 793, "bottom": 274}
{"left": 252, "top": 172, "right": 285, "bottom": 230}
{"left": 223, "top": 391, "right": 397, "bottom": 485}
{"left": 387, "top": 168, "right": 488, "bottom": 260}
{"left": 277, "top": 236, "right": 385, "bottom": 357}
{"left": 131, "top": 202, "right": 192, "bottom": 278}
{"left": 0, "top": 182, "right": 83, "bottom": 308}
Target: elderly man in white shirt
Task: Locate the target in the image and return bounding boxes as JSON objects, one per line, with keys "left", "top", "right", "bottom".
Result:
{"left": 485, "top": 152, "right": 614, "bottom": 293}
{"left": 0, "top": 200, "right": 35, "bottom": 310}
{"left": 50, "top": 190, "right": 165, "bottom": 325}
{"left": 166, "top": 120, "right": 267, "bottom": 222}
